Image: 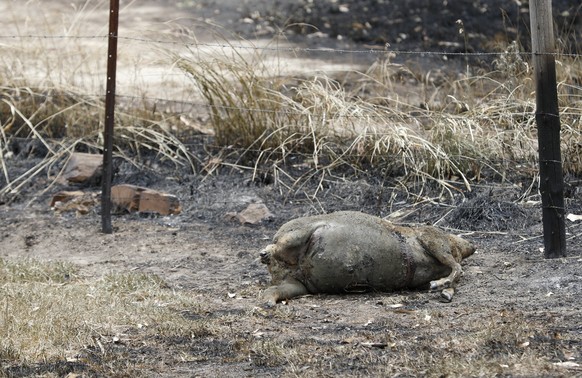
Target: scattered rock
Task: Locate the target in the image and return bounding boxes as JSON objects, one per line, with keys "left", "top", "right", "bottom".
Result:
{"left": 50, "top": 190, "right": 99, "bottom": 215}
{"left": 62, "top": 153, "right": 102, "bottom": 184}
{"left": 138, "top": 188, "right": 182, "bottom": 215}
{"left": 50, "top": 190, "right": 85, "bottom": 207}
{"left": 553, "top": 361, "right": 580, "bottom": 370}
{"left": 110, "top": 184, "right": 140, "bottom": 213}
{"left": 111, "top": 184, "right": 181, "bottom": 216}
{"left": 225, "top": 203, "right": 274, "bottom": 225}
{"left": 50, "top": 185, "right": 181, "bottom": 216}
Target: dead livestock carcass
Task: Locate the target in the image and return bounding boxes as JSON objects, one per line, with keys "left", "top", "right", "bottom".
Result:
{"left": 259, "top": 211, "right": 476, "bottom": 306}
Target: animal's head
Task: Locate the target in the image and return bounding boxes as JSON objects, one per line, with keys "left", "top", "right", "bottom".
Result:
{"left": 448, "top": 234, "right": 476, "bottom": 260}
{"left": 260, "top": 219, "right": 327, "bottom": 285}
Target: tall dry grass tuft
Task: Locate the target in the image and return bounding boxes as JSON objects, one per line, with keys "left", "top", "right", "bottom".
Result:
{"left": 177, "top": 48, "right": 310, "bottom": 154}
{"left": 0, "top": 87, "right": 198, "bottom": 202}
{"left": 177, "top": 38, "right": 581, "bottom": 195}
{"left": 0, "top": 86, "right": 103, "bottom": 139}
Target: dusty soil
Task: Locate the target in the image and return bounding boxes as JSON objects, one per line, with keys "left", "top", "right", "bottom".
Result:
{"left": 1, "top": 0, "right": 581, "bottom": 377}
{"left": 2, "top": 144, "right": 582, "bottom": 377}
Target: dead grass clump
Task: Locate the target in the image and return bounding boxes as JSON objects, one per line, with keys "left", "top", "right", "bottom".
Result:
{"left": 216, "top": 301, "right": 578, "bottom": 377}
{"left": 0, "top": 84, "right": 195, "bottom": 163}
{"left": 177, "top": 41, "right": 580, "bottom": 195}
{"left": 178, "top": 49, "right": 479, "bottom": 191}
{"left": 247, "top": 339, "right": 288, "bottom": 367}
{"left": 0, "top": 258, "right": 77, "bottom": 284}
{"left": 0, "top": 86, "right": 198, "bottom": 203}
{"left": 178, "top": 51, "right": 312, "bottom": 154}
{"left": 186, "top": 38, "right": 582, "bottom": 190}
{"left": 0, "top": 86, "right": 103, "bottom": 139}
{"left": 420, "top": 309, "right": 566, "bottom": 378}
{"left": 0, "top": 258, "right": 209, "bottom": 369}
{"left": 558, "top": 55, "right": 582, "bottom": 175}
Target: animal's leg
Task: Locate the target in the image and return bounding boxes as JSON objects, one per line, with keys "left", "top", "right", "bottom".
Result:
{"left": 261, "top": 276, "right": 309, "bottom": 307}
{"left": 428, "top": 251, "right": 463, "bottom": 291}
{"left": 427, "top": 250, "right": 461, "bottom": 302}
{"left": 416, "top": 229, "right": 464, "bottom": 293}
{"left": 426, "top": 248, "right": 463, "bottom": 302}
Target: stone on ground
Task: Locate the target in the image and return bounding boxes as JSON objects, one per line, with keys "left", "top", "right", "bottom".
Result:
{"left": 63, "top": 153, "right": 103, "bottom": 184}
{"left": 111, "top": 184, "right": 181, "bottom": 216}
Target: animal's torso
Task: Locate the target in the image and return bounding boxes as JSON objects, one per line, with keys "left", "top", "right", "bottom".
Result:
{"left": 271, "top": 212, "right": 452, "bottom": 293}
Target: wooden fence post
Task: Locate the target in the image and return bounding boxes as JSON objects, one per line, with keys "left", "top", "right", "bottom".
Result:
{"left": 529, "top": 0, "right": 566, "bottom": 258}
{"left": 101, "top": 0, "right": 120, "bottom": 234}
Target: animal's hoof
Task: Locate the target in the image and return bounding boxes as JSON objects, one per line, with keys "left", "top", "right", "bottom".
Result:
{"left": 440, "top": 288, "right": 454, "bottom": 302}
{"left": 260, "top": 289, "right": 279, "bottom": 308}
{"left": 430, "top": 278, "right": 452, "bottom": 291}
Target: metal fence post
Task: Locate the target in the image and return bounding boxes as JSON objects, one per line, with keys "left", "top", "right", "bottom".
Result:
{"left": 101, "top": 0, "right": 120, "bottom": 234}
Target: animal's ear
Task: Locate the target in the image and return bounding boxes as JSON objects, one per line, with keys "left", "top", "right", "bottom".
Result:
{"left": 276, "top": 229, "right": 309, "bottom": 248}
{"left": 271, "top": 243, "right": 301, "bottom": 265}
{"left": 275, "top": 222, "right": 327, "bottom": 247}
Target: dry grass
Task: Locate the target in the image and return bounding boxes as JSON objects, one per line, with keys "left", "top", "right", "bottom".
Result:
{"left": 177, "top": 39, "right": 582, "bottom": 196}
{"left": 1, "top": 2, "right": 580, "bottom": 200}
{"left": 228, "top": 303, "right": 578, "bottom": 378}
{"left": 0, "top": 258, "right": 210, "bottom": 374}
{"left": 2, "top": 257, "right": 574, "bottom": 377}
{"left": 0, "top": 87, "right": 198, "bottom": 202}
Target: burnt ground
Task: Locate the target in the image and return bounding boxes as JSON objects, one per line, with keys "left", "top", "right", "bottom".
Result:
{"left": 1, "top": 138, "right": 582, "bottom": 377}
{"left": 275, "top": 0, "right": 581, "bottom": 53}
{"left": 1, "top": 0, "right": 582, "bottom": 377}
{"left": 192, "top": 0, "right": 581, "bottom": 53}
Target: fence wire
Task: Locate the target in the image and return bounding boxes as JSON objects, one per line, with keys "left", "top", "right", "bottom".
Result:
{"left": 0, "top": 34, "right": 581, "bottom": 59}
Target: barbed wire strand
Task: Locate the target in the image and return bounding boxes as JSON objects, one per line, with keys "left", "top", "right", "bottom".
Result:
{"left": 0, "top": 34, "right": 580, "bottom": 58}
